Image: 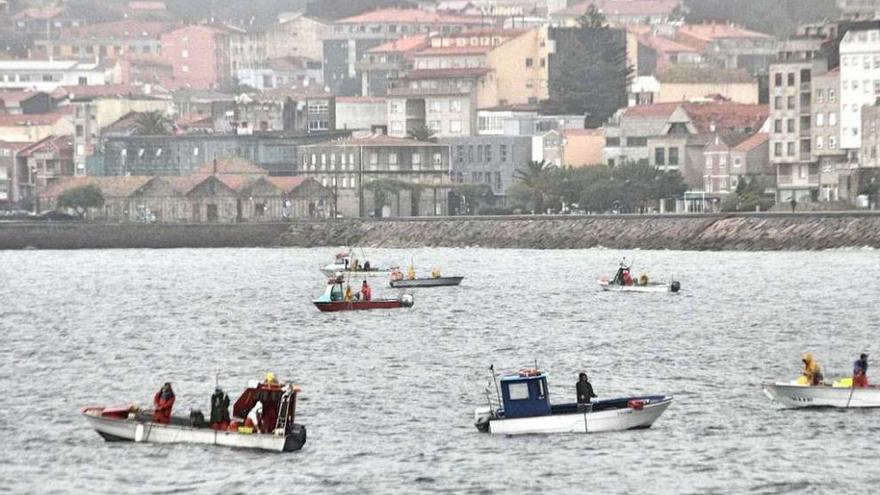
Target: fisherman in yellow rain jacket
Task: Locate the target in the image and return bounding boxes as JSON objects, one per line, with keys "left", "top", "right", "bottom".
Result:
{"left": 801, "top": 353, "right": 824, "bottom": 385}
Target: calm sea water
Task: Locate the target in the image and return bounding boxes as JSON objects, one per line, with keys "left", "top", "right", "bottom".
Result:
{"left": 1, "top": 247, "right": 879, "bottom": 494}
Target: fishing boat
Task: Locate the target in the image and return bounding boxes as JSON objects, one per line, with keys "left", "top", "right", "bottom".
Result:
{"left": 313, "top": 275, "right": 414, "bottom": 312}
{"left": 473, "top": 367, "right": 672, "bottom": 435}
{"left": 763, "top": 382, "right": 880, "bottom": 408}
{"left": 388, "top": 266, "right": 463, "bottom": 288}
{"left": 319, "top": 251, "right": 393, "bottom": 278}
{"left": 598, "top": 260, "right": 680, "bottom": 293}
{"left": 81, "top": 379, "right": 307, "bottom": 453}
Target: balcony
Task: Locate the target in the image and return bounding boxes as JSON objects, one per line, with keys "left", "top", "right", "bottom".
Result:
{"left": 388, "top": 86, "right": 470, "bottom": 97}
{"left": 799, "top": 151, "right": 813, "bottom": 161}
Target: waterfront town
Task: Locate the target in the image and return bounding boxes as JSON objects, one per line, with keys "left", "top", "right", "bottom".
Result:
{"left": 0, "top": 0, "right": 878, "bottom": 222}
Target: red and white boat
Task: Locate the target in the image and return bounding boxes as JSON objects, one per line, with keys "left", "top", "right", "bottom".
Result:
{"left": 313, "top": 276, "right": 414, "bottom": 312}
{"left": 81, "top": 379, "right": 307, "bottom": 453}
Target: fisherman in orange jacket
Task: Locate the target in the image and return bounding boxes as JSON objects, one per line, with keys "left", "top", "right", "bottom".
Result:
{"left": 361, "top": 280, "right": 372, "bottom": 301}
{"left": 153, "top": 382, "right": 175, "bottom": 424}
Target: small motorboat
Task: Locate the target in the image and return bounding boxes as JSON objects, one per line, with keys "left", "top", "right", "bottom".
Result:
{"left": 473, "top": 367, "right": 672, "bottom": 435}
{"left": 388, "top": 266, "right": 463, "bottom": 288}
{"left": 82, "top": 378, "right": 307, "bottom": 453}
{"left": 598, "top": 260, "right": 680, "bottom": 293}
{"left": 313, "top": 275, "right": 414, "bottom": 312}
{"left": 763, "top": 381, "right": 880, "bottom": 408}
{"left": 319, "top": 251, "right": 393, "bottom": 278}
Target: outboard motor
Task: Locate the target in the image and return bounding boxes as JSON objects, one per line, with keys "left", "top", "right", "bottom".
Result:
{"left": 670, "top": 281, "right": 681, "bottom": 293}
{"left": 401, "top": 293, "right": 415, "bottom": 307}
{"left": 473, "top": 406, "right": 492, "bottom": 432}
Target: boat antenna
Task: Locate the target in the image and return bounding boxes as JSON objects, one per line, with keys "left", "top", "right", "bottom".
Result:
{"left": 534, "top": 358, "right": 538, "bottom": 372}
{"left": 489, "top": 364, "right": 502, "bottom": 409}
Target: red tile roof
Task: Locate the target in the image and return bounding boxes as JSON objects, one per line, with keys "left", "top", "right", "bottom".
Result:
{"left": 732, "top": 132, "right": 769, "bottom": 152}
{"left": 265, "top": 176, "right": 310, "bottom": 192}
{"left": 0, "top": 90, "right": 47, "bottom": 105}
{"left": 194, "top": 157, "right": 268, "bottom": 176}
{"left": 0, "top": 109, "right": 72, "bottom": 126}
{"left": 127, "top": 1, "right": 167, "bottom": 11}
{"left": 336, "top": 96, "right": 387, "bottom": 103}
{"left": 677, "top": 24, "right": 772, "bottom": 42}
{"left": 338, "top": 8, "right": 486, "bottom": 25}
{"left": 555, "top": 0, "right": 679, "bottom": 17}
{"left": 405, "top": 67, "right": 492, "bottom": 79}
{"left": 655, "top": 66, "right": 754, "bottom": 84}
{"left": 639, "top": 35, "right": 698, "bottom": 53}
{"left": 12, "top": 6, "right": 64, "bottom": 21}
{"left": 623, "top": 102, "right": 682, "bottom": 118}
{"left": 40, "top": 176, "right": 156, "bottom": 199}
{"left": 367, "top": 35, "right": 430, "bottom": 54}
{"left": 682, "top": 102, "right": 768, "bottom": 133}
{"left": 16, "top": 135, "right": 74, "bottom": 157}
{"left": 415, "top": 45, "right": 494, "bottom": 55}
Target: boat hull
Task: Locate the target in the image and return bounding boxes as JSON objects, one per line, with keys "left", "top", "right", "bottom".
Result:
{"left": 763, "top": 383, "right": 880, "bottom": 408}
{"left": 313, "top": 299, "right": 409, "bottom": 312}
{"left": 479, "top": 396, "right": 672, "bottom": 435}
{"left": 320, "top": 267, "right": 391, "bottom": 278}
{"left": 390, "top": 277, "right": 463, "bottom": 288}
{"left": 598, "top": 280, "right": 680, "bottom": 293}
{"left": 82, "top": 408, "right": 306, "bottom": 452}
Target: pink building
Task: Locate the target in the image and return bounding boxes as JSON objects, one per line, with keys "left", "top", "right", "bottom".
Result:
{"left": 160, "top": 25, "right": 237, "bottom": 90}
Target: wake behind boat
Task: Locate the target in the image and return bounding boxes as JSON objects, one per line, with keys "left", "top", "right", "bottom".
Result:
{"left": 82, "top": 377, "right": 306, "bottom": 453}
{"left": 598, "top": 260, "right": 680, "bottom": 293}
{"left": 473, "top": 367, "right": 672, "bottom": 435}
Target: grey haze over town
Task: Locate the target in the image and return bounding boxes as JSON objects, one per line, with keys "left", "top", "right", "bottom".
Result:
{"left": 1, "top": 0, "right": 879, "bottom": 493}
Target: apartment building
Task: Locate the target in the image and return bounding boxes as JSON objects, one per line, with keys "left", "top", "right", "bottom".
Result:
{"left": 811, "top": 68, "right": 850, "bottom": 201}
{"left": 839, "top": 27, "right": 880, "bottom": 155}
{"left": 838, "top": 0, "right": 880, "bottom": 19}
{"left": 675, "top": 23, "right": 778, "bottom": 75}
{"left": 0, "top": 60, "right": 113, "bottom": 92}
{"left": 35, "top": 21, "right": 170, "bottom": 61}
{"left": 160, "top": 25, "right": 237, "bottom": 90}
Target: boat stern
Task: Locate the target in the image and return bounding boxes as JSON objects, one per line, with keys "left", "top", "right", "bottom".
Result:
{"left": 282, "top": 423, "right": 307, "bottom": 452}
{"left": 474, "top": 406, "right": 493, "bottom": 432}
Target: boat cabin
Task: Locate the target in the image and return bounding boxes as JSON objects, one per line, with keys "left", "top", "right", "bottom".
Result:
{"left": 315, "top": 277, "right": 346, "bottom": 302}
{"left": 232, "top": 381, "right": 299, "bottom": 434}
{"left": 500, "top": 370, "right": 551, "bottom": 418}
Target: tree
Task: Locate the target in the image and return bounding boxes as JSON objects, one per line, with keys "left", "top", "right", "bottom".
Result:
{"left": 576, "top": 4, "right": 607, "bottom": 29}
{"left": 681, "top": 0, "right": 839, "bottom": 39}
{"left": 133, "top": 111, "right": 171, "bottom": 135}
{"left": 57, "top": 185, "right": 104, "bottom": 218}
{"left": 452, "top": 183, "right": 492, "bottom": 215}
{"left": 407, "top": 124, "right": 436, "bottom": 142}
{"left": 513, "top": 160, "right": 555, "bottom": 213}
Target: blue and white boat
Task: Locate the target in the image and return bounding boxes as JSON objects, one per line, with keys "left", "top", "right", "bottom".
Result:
{"left": 473, "top": 368, "right": 672, "bottom": 435}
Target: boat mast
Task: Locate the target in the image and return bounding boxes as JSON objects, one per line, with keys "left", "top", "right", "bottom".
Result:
{"left": 489, "top": 364, "right": 501, "bottom": 410}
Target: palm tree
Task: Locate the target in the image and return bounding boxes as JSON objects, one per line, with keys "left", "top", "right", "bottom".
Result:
{"left": 576, "top": 4, "right": 607, "bottom": 29}
{"left": 513, "top": 160, "right": 554, "bottom": 213}
{"left": 133, "top": 111, "right": 171, "bottom": 135}
{"left": 407, "top": 124, "right": 436, "bottom": 142}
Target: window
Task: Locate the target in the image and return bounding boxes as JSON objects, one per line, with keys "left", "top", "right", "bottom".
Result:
{"left": 816, "top": 136, "right": 824, "bottom": 149}
{"left": 774, "top": 119, "right": 782, "bottom": 133}
{"left": 525, "top": 58, "right": 533, "bottom": 67}
{"left": 733, "top": 157, "right": 742, "bottom": 168}
{"left": 787, "top": 96, "right": 795, "bottom": 110}
{"left": 787, "top": 119, "right": 795, "bottom": 133}
{"left": 508, "top": 383, "right": 529, "bottom": 400}
{"left": 816, "top": 89, "right": 824, "bottom": 103}
{"left": 429, "top": 100, "right": 442, "bottom": 112}
{"left": 669, "top": 147, "right": 679, "bottom": 166}
{"left": 391, "top": 102, "right": 402, "bottom": 114}
{"left": 626, "top": 137, "right": 648, "bottom": 146}
{"left": 449, "top": 120, "right": 462, "bottom": 134}
{"left": 433, "top": 153, "right": 442, "bottom": 166}
{"left": 816, "top": 113, "right": 824, "bottom": 127}
{"left": 828, "top": 89, "right": 836, "bottom": 102}
{"left": 428, "top": 120, "right": 441, "bottom": 131}
{"left": 606, "top": 137, "right": 621, "bottom": 146}
{"left": 787, "top": 73, "right": 795, "bottom": 86}
{"left": 774, "top": 96, "right": 782, "bottom": 110}
{"left": 787, "top": 142, "right": 795, "bottom": 156}
{"left": 829, "top": 112, "right": 837, "bottom": 126}
{"left": 829, "top": 136, "right": 837, "bottom": 149}
{"left": 485, "top": 145, "right": 492, "bottom": 162}
{"left": 391, "top": 121, "right": 403, "bottom": 134}
{"left": 654, "top": 147, "right": 665, "bottom": 165}
{"left": 495, "top": 172, "right": 501, "bottom": 190}
{"left": 500, "top": 144, "right": 507, "bottom": 162}
{"left": 450, "top": 99, "right": 462, "bottom": 112}
{"left": 853, "top": 80, "right": 859, "bottom": 90}
{"left": 181, "top": 49, "right": 188, "bottom": 58}
{"left": 774, "top": 73, "right": 782, "bottom": 87}
{"left": 774, "top": 142, "right": 782, "bottom": 157}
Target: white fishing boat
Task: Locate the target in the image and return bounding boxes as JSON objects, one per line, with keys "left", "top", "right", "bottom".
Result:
{"left": 598, "top": 260, "right": 680, "bottom": 293}
{"left": 473, "top": 367, "right": 672, "bottom": 435}
{"left": 763, "top": 382, "right": 880, "bottom": 409}
{"left": 390, "top": 276, "right": 463, "bottom": 288}
{"left": 82, "top": 380, "right": 306, "bottom": 453}
{"left": 319, "top": 252, "right": 393, "bottom": 278}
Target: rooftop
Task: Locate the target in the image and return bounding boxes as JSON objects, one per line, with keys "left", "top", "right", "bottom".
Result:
{"left": 639, "top": 34, "right": 699, "bottom": 54}
{"left": 60, "top": 20, "right": 173, "bottom": 40}
{"left": 367, "top": 35, "right": 431, "bottom": 54}
{"left": 40, "top": 176, "right": 155, "bottom": 199}
{"left": 732, "top": 132, "right": 769, "bottom": 152}
{"left": 193, "top": 156, "right": 269, "bottom": 176}
{"left": 415, "top": 45, "right": 494, "bottom": 56}
{"left": 404, "top": 67, "right": 492, "bottom": 79}
{"left": 12, "top": 6, "right": 64, "bottom": 21}
{"left": 0, "top": 109, "right": 72, "bottom": 127}
{"left": 337, "top": 8, "right": 486, "bottom": 25}
{"left": 555, "top": 0, "right": 680, "bottom": 17}
{"left": 319, "top": 134, "right": 444, "bottom": 147}
{"left": 0, "top": 90, "right": 48, "bottom": 105}
{"left": 677, "top": 23, "right": 773, "bottom": 42}
{"left": 336, "top": 96, "right": 387, "bottom": 103}
{"left": 51, "top": 84, "right": 165, "bottom": 100}
{"left": 17, "top": 135, "right": 74, "bottom": 157}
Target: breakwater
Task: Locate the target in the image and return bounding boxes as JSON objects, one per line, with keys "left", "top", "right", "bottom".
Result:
{"left": 279, "top": 213, "right": 880, "bottom": 250}
{"left": 2, "top": 213, "right": 879, "bottom": 250}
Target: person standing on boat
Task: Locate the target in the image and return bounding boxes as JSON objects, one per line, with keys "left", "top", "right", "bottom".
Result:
{"left": 361, "top": 280, "right": 372, "bottom": 301}
{"left": 245, "top": 400, "right": 263, "bottom": 432}
{"left": 576, "top": 373, "right": 597, "bottom": 410}
{"left": 364, "top": 260, "right": 371, "bottom": 271}
{"left": 210, "top": 387, "right": 230, "bottom": 430}
{"left": 153, "top": 382, "right": 175, "bottom": 424}
{"left": 802, "top": 353, "right": 824, "bottom": 385}
{"left": 344, "top": 284, "right": 354, "bottom": 302}
{"left": 853, "top": 354, "right": 869, "bottom": 387}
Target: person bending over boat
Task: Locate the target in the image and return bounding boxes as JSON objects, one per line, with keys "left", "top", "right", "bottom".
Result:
{"left": 853, "top": 354, "right": 869, "bottom": 388}
{"left": 245, "top": 401, "right": 263, "bottom": 432}
{"left": 153, "top": 382, "right": 175, "bottom": 424}
{"left": 576, "top": 373, "right": 597, "bottom": 411}
{"left": 361, "top": 280, "right": 372, "bottom": 301}
{"left": 801, "top": 353, "right": 824, "bottom": 385}
{"left": 210, "top": 387, "right": 230, "bottom": 430}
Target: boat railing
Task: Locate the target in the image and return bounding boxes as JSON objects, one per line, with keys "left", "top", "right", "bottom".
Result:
{"left": 484, "top": 385, "right": 501, "bottom": 414}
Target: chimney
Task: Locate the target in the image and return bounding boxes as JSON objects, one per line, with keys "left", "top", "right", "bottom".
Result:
{"left": 212, "top": 158, "right": 217, "bottom": 175}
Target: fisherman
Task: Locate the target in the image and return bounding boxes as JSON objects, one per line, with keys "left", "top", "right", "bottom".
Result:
{"left": 576, "top": 373, "right": 597, "bottom": 412}
{"left": 344, "top": 284, "right": 354, "bottom": 301}
{"left": 209, "top": 386, "right": 230, "bottom": 430}
{"left": 153, "top": 382, "right": 175, "bottom": 424}
{"left": 407, "top": 265, "right": 416, "bottom": 280}
{"left": 264, "top": 372, "right": 279, "bottom": 387}
{"left": 352, "top": 258, "right": 360, "bottom": 271}
{"left": 802, "top": 353, "right": 824, "bottom": 386}
{"left": 361, "top": 280, "right": 372, "bottom": 301}
{"left": 431, "top": 267, "right": 441, "bottom": 278}
{"left": 245, "top": 400, "right": 263, "bottom": 432}
{"left": 853, "top": 353, "right": 869, "bottom": 388}
{"left": 364, "top": 260, "right": 371, "bottom": 271}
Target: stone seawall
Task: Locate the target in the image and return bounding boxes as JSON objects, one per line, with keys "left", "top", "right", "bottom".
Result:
{"left": 0, "top": 222, "right": 290, "bottom": 250}
{"left": 278, "top": 213, "right": 880, "bottom": 251}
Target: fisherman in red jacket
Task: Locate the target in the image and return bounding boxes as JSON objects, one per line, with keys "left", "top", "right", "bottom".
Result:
{"left": 153, "top": 382, "right": 175, "bottom": 424}
{"left": 361, "top": 280, "right": 372, "bottom": 301}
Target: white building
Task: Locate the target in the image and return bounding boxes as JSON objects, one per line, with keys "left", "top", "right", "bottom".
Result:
{"left": 0, "top": 60, "right": 112, "bottom": 92}
{"left": 839, "top": 28, "right": 880, "bottom": 154}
